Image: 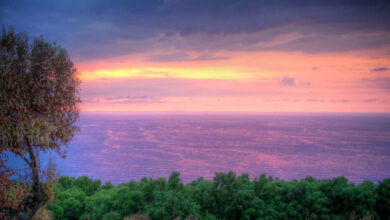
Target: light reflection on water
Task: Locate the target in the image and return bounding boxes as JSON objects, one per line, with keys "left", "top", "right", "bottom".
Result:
{"left": 9, "top": 113, "right": 390, "bottom": 184}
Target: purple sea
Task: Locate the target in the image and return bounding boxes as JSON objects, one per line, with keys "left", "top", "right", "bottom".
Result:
{"left": 8, "top": 112, "right": 390, "bottom": 184}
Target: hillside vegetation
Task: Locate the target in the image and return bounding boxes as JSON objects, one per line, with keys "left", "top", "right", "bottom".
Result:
{"left": 47, "top": 171, "right": 390, "bottom": 220}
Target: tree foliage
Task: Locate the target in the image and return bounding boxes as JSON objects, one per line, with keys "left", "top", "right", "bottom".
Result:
{"left": 0, "top": 27, "right": 80, "bottom": 218}
{"left": 47, "top": 172, "right": 390, "bottom": 220}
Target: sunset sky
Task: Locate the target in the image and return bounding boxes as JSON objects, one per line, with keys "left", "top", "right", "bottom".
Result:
{"left": 1, "top": 0, "right": 390, "bottom": 112}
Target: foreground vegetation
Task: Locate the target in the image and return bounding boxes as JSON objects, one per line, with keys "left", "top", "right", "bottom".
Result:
{"left": 46, "top": 171, "right": 390, "bottom": 220}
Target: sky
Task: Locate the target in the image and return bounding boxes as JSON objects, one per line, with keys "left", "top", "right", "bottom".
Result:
{"left": 1, "top": 0, "right": 390, "bottom": 112}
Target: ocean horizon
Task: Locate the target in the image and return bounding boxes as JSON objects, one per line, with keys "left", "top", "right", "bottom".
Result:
{"left": 7, "top": 112, "right": 390, "bottom": 184}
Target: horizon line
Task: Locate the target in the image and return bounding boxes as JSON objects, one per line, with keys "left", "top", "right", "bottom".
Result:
{"left": 80, "top": 110, "right": 390, "bottom": 115}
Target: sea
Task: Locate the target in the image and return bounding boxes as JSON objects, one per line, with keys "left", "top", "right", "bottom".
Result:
{"left": 6, "top": 112, "right": 390, "bottom": 184}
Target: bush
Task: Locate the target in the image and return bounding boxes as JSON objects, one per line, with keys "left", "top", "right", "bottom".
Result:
{"left": 46, "top": 172, "right": 389, "bottom": 220}
{"left": 102, "top": 211, "right": 121, "bottom": 220}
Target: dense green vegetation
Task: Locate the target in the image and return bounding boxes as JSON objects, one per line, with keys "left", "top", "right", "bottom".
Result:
{"left": 47, "top": 171, "right": 390, "bottom": 220}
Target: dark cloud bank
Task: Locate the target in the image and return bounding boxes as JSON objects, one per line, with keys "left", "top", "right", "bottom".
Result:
{"left": 1, "top": 0, "right": 390, "bottom": 60}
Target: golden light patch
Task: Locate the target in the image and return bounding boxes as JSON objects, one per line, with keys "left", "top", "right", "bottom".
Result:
{"left": 80, "top": 67, "right": 246, "bottom": 81}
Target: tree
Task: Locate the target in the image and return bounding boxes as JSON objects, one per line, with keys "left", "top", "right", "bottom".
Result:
{"left": 0, "top": 27, "right": 80, "bottom": 217}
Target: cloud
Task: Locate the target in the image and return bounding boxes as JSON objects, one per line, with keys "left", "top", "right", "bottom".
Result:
{"left": 263, "top": 98, "right": 290, "bottom": 102}
{"left": 146, "top": 52, "right": 230, "bottom": 62}
{"left": 2, "top": 0, "right": 390, "bottom": 60}
{"left": 104, "top": 96, "right": 163, "bottom": 104}
{"left": 82, "top": 97, "right": 100, "bottom": 103}
{"left": 193, "top": 54, "right": 230, "bottom": 61}
{"left": 361, "top": 77, "right": 390, "bottom": 89}
{"left": 104, "top": 96, "right": 127, "bottom": 101}
{"left": 280, "top": 77, "right": 295, "bottom": 86}
{"left": 371, "top": 67, "right": 388, "bottom": 72}
{"left": 305, "top": 99, "right": 349, "bottom": 103}
{"left": 362, "top": 98, "right": 376, "bottom": 103}
{"left": 306, "top": 99, "right": 325, "bottom": 102}
{"left": 299, "top": 81, "right": 311, "bottom": 87}
{"left": 329, "top": 99, "right": 349, "bottom": 103}
{"left": 279, "top": 77, "right": 310, "bottom": 87}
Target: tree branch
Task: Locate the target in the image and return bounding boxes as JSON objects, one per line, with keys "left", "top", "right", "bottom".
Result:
{"left": 7, "top": 148, "right": 32, "bottom": 167}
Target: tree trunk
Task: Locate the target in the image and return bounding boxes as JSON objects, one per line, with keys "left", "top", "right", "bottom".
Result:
{"left": 23, "top": 146, "right": 43, "bottom": 219}
{"left": 28, "top": 146, "right": 41, "bottom": 202}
